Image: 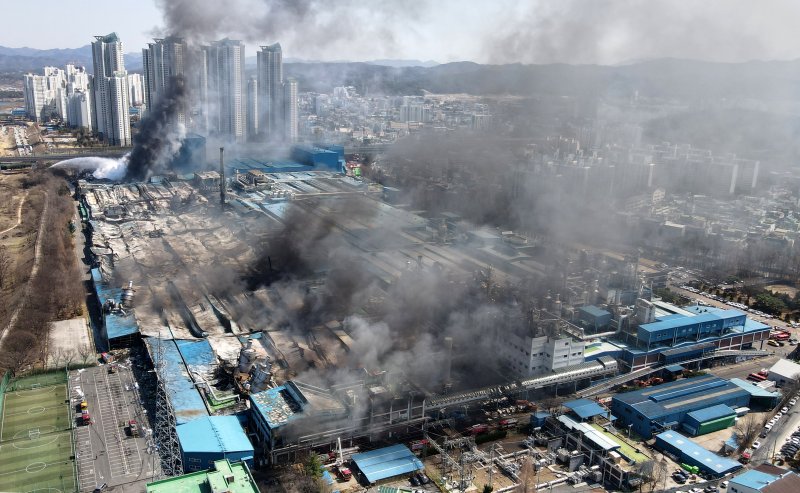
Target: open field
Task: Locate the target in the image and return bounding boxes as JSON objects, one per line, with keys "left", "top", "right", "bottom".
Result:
{"left": 766, "top": 284, "right": 798, "bottom": 297}
{"left": 0, "top": 378, "right": 75, "bottom": 493}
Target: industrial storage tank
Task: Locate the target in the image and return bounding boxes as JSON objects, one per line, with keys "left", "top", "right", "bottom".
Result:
{"left": 238, "top": 338, "right": 258, "bottom": 373}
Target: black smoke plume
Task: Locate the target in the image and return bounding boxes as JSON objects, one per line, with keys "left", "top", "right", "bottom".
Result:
{"left": 124, "top": 75, "right": 188, "bottom": 182}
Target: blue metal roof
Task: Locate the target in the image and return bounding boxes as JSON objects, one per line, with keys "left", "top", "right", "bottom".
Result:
{"left": 729, "top": 378, "right": 782, "bottom": 399}
{"left": 145, "top": 337, "right": 209, "bottom": 425}
{"left": 177, "top": 416, "right": 253, "bottom": 455}
{"left": 656, "top": 431, "right": 741, "bottom": 475}
{"left": 91, "top": 268, "right": 139, "bottom": 340}
{"left": 563, "top": 398, "right": 608, "bottom": 419}
{"left": 351, "top": 445, "right": 423, "bottom": 483}
{"left": 665, "top": 364, "right": 686, "bottom": 372}
{"left": 731, "top": 469, "right": 778, "bottom": 490}
{"left": 250, "top": 385, "right": 302, "bottom": 429}
{"left": 686, "top": 404, "right": 735, "bottom": 423}
{"left": 612, "top": 375, "right": 751, "bottom": 421}
{"left": 639, "top": 311, "right": 740, "bottom": 333}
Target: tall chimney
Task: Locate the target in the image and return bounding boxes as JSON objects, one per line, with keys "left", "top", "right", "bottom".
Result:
{"left": 219, "top": 147, "right": 226, "bottom": 206}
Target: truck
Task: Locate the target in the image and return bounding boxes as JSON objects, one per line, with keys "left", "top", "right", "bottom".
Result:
{"left": 748, "top": 372, "right": 768, "bottom": 382}
{"left": 80, "top": 400, "right": 88, "bottom": 411}
{"left": 128, "top": 420, "right": 139, "bottom": 437}
{"left": 468, "top": 424, "right": 490, "bottom": 435}
{"left": 680, "top": 463, "right": 699, "bottom": 474}
{"left": 334, "top": 466, "right": 352, "bottom": 481}
{"left": 81, "top": 410, "right": 91, "bottom": 425}
{"left": 499, "top": 418, "right": 519, "bottom": 429}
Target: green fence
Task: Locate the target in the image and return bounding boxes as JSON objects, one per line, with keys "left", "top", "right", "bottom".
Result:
{"left": 0, "top": 371, "right": 10, "bottom": 419}
{"left": 7, "top": 369, "right": 68, "bottom": 391}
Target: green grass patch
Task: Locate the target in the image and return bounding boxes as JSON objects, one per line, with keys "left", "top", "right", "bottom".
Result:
{"left": 1, "top": 384, "right": 69, "bottom": 442}
{"left": 0, "top": 430, "right": 76, "bottom": 493}
{"left": 589, "top": 423, "right": 650, "bottom": 464}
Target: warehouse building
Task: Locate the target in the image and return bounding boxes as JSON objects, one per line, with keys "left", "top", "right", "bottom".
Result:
{"left": 767, "top": 358, "right": 800, "bottom": 388}
{"left": 681, "top": 404, "right": 736, "bottom": 436}
{"left": 729, "top": 378, "right": 781, "bottom": 409}
{"left": 728, "top": 465, "right": 800, "bottom": 493}
{"left": 177, "top": 416, "right": 255, "bottom": 472}
{"left": 655, "top": 431, "right": 741, "bottom": 477}
{"left": 350, "top": 444, "right": 423, "bottom": 485}
{"left": 602, "top": 304, "right": 771, "bottom": 372}
{"left": 610, "top": 375, "right": 751, "bottom": 438}
{"left": 562, "top": 398, "right": 610, "bottom": 422}
{"left": 145, "top": 459, "right": 259, "bottom": 493}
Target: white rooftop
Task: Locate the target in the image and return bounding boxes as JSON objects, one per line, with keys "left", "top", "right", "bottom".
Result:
{"left": 769, "top": 358, "right": 800, "bottom": 380}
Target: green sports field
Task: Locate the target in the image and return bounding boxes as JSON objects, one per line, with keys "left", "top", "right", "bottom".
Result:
{"left": 0, "top": 381, "right": 76, "bottom": 493}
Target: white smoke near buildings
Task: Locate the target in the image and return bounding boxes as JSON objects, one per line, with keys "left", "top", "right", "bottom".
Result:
{"left": 52, "top": 154, "right": 130, "bottom": 180}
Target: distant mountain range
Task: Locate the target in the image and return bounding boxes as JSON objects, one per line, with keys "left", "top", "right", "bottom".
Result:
{"left": 4, "top": 44, "right": 800, "bottom": 105}
{"left": 0, "top": 45, "right": 437, "bottom": 73}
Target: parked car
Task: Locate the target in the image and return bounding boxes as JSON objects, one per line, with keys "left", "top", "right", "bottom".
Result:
{"left": 409, "top": 476, "right": 420, "bottom": 487}
{"left": 752, "top": 441, "right": 761, "bottom": 449}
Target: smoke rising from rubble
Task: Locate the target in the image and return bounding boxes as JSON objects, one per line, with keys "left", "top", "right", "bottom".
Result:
{"left": 125, "top": 75, "right": 189, "bottom": 182}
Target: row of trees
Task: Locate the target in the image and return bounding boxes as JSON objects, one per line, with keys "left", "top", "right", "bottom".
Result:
{"left": 0, "top": 172, "right": 84, "bottom": 373}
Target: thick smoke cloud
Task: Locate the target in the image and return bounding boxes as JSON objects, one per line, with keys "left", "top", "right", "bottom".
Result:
{"left": 125, "top": 75, "right": 188, "bottom": 182}
{"left": 486, "top": 0, "right": 800, "bottom": 65}
{"left": 154, "top": 0, "right": 424, "bottom": 56}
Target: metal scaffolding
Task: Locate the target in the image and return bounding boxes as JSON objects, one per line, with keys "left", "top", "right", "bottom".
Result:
{"left": 152, "top": 337, "right": 183, "bottom": 477}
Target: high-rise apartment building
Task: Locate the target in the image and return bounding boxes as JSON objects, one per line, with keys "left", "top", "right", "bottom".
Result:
{"left": 23, "top": 74, "right": 49, "bottom": 122}
{"left": 206, "top": 39, "right": 246, "bottom": 143}
{"left": 256, "top": 43, "right": 282, "bottom": 141}
{"left": 142, "top": 37, "right": 187, "bottom": 125}
{"left": 92, "top": 32, "right": 130, "bottom": 146}
{"left": 247, "top": 77, "right": 258, "bottom": 140}
{"left": 127, "top": 73, "right": 145, "bottom": 106}
{"left": 283, "top": 78, "right": 298, "bottom": 143}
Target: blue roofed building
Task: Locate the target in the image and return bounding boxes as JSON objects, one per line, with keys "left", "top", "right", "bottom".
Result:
{"left": 728, "top": 465, "right": 800, "bottom": 493}
{"left": 91, "top": 267, "right": 140, "bottom": 349}
{"left": 291, "top": 144, "right": 345, "bottom": 172}
{"left": 654, "top": 430, "right": 741, "bottom": 477}
{"left": 562, "top": 398, "right": 610, "bottom": 422}
{"left": 682, "top": 404, "right": 736, "bottom": 436}
{"left": 144, "top": 338, "right": 209, "bottom": 425}
{"left": 249, "top": 381, "right": 348, "bottom": 464}
{"left": 577, "top": 306, "right": 612, "bottom": 332}
{"left": 610, "top": 375, "right": 751, "bottom": 438}
{"left": 350, "top": 444, "right": 423, "bottom": 484}
{"left": 178, "top": 416, "right": 254, "bottom": 472}
{"left": 605, "top": 304, "right": 770, "bottom": 372}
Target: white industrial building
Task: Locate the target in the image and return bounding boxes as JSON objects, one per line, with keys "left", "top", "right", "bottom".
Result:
{"left": 767, "top": 358, "right": 800, "bottom": 388}
{"left": 500, "top": 332, "right": 585, "bottom": 378}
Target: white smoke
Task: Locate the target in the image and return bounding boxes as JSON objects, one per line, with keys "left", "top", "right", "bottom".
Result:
{"left": 52, "top": 154, "right": 130, "bottom": 180}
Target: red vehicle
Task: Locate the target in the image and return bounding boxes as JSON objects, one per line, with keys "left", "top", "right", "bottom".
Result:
{"left": 748, "top": 373, "right": 768, "bottom": 382}
{"left": 81, "top": 410, "right": 91, "bottom": 425}
{"left": 499, "top": 418, "right": 519, "bottom": 429}
{"left": 335, "top": 466, "right": 352, "bottom": 481}
{"left": 410, "top": 439, "right": 429, "bottom": 451}
{"left": 468, "top": 424, "right": 489, "bottom": 435}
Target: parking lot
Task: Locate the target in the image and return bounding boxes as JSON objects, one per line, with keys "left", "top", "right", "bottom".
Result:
{"left": 70, "top": 364, "right": 159, "bottom": 492}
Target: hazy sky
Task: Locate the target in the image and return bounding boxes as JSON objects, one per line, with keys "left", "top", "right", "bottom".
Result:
{"left": 3, "top": 0, "right": 800, "bottom": 65}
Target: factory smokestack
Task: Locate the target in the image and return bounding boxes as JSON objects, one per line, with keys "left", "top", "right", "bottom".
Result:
{"left": 219, "top": 147, "right": 226, "bottom": 206}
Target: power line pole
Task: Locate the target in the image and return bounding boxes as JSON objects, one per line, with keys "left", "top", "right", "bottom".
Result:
{"left": 153, "top": 336, "right": 183, "bottom": 477}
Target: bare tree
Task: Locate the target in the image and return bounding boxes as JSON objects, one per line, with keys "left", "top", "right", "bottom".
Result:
{"left": 735, "top": 414, "right": 762, "bottom": 452}
{"left": 633, "top": 460, "right": 656, "bottom": 492}
{"left": 76, "top": 343, "right": 94, "bottom": 364}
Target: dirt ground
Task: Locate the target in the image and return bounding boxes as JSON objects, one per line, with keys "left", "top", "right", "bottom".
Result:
{"left": 766, "top": 284, "right": 798, "bottom": 297}
{"left": 0, "top": 172, "right": 41, "bottom": 330}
